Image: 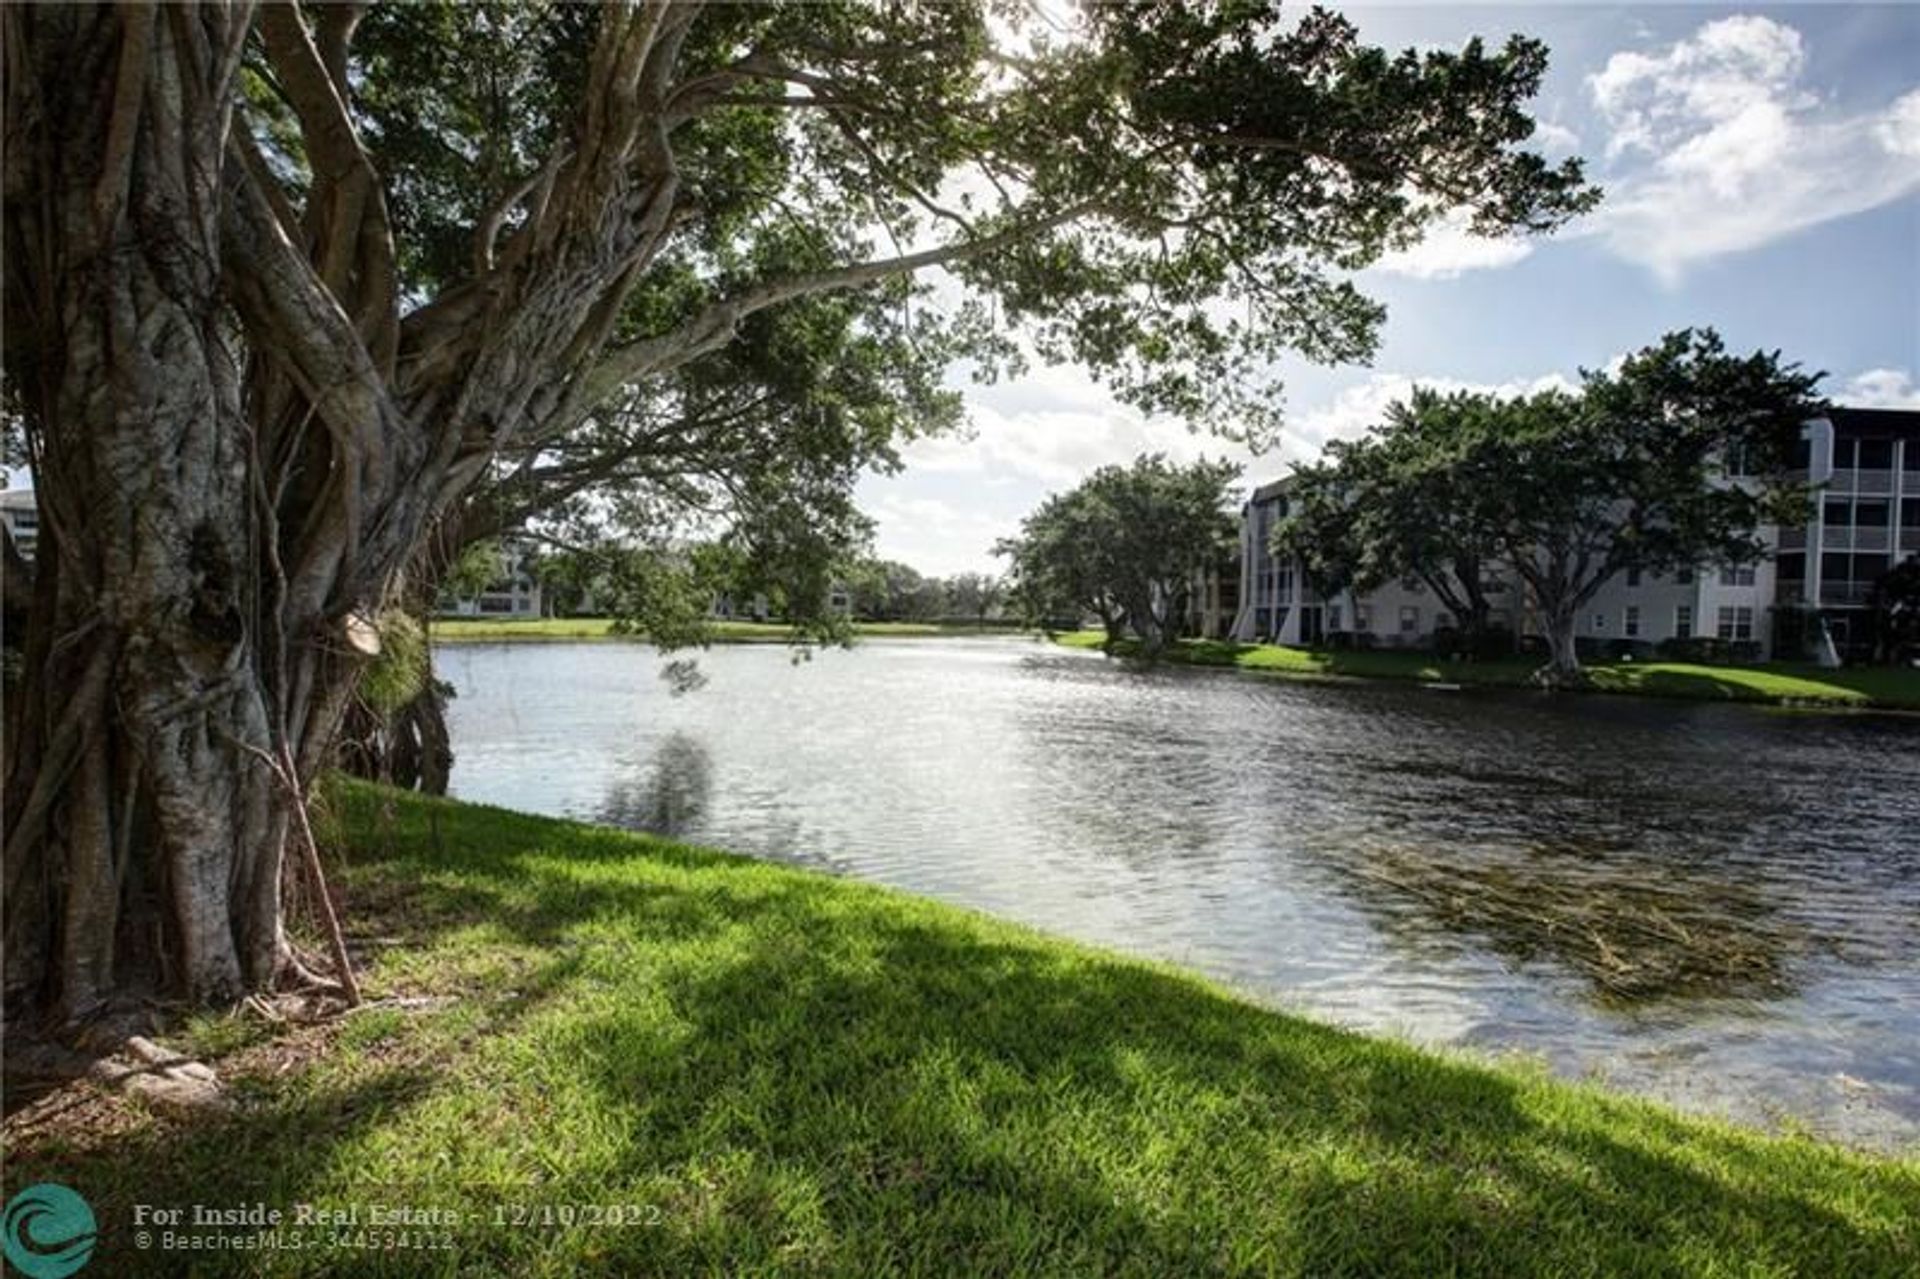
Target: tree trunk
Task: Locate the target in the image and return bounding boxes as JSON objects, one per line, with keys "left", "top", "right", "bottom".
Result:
{"left": 340, "top": 674, "right": 455, "bottom": 796}
{"left": 1, "top": 4, "right": 343, "bottom": 1025}
{"left": 1536, "top": 612, "right": 1586, "bottom": 689}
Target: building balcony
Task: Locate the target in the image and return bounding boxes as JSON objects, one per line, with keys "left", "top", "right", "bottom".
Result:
{"left": 1821, "top": 527, "right": 1893, "bottom": 552}
{"left": 1776, "top": 526, "right": 1808, "bottom": 550}
{"left": 1820, "top": 582, "right": 1875, "bottom": 607}
{"left": 1829, "top": 468, "right": 1895, "bottom": 495}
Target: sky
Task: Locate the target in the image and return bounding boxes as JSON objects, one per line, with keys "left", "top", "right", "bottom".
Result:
{"left": 859, "top": 4, "right": 1920, "bottom": 576}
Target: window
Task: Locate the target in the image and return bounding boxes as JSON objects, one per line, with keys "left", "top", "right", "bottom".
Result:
{"left": 1400, "top": 575, "right": 1425, "bottom": 594}
{"left": 1624, "top": 606, "right": 1641, "bottom": 638}
{"left": 1674, "top": 605, "right": 1693, "bottom": 640}
{"left": 1328, "top": 604, "right": 1343, "bottom": 631}
{"left": 1434, "top": 611, "right": 1454, "bottom": 631}
{"left": 1716, "top": 605, "right": 1755, "bottom": 641}
{"left": 1625, "top": 567, "right": 1642, "bottom": 587}
{"left": 1399, "top": 605, "right": 1420, "bottom": 634}
{"left": 1720, "top": 564, "right": 1756, "bottom": 587}
{"left": 1824, "top": 498, "right": 1852, "bottom": 528}
{"left": 1856, "top": 500, "right": 1889, "bottom": 528}
{"left": 1906, "top": 442, "right": 1920, "bottom": 473}
{"left": 1833, "top": 438, "right": 1858, "bottom": 470}
{"left": 1592, "top": 613, "right": 1606, "bottom": 631}
{"left": 1354, "top": 604, "right": 1374, "bottom": 632}
{"left": 1903, "top": 497, "right": 1920, "bottom": 531}
{"left": 1859, "top": 439, "right": 1894, "bottom": 470}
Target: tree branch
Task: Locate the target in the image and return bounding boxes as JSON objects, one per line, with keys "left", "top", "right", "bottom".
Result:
{"left": 581, "top": 198, "right": 1098, "bottom": 411}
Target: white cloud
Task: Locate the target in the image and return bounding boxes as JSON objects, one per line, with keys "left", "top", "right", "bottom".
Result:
{"left": 1838, "top": 368, "right": 1920, "bottom": 410}
{"left": 1533, "top": 120, "right": 1583, "bottom": 155}
{"left": 1370, "top": 207, "right": 1536, "bottom": 281}
{"left": 1878, "top": 88, "right": 1920, "bottom": 159}
{"left": 1585, "top": 16, "right": 1920, "bottom": 282}
{"left": 1590, "top": 15, "right": 1810, "bottom": 159}
{"left": 858, "top": 489, "right": 1024, "bottom": 577}
{"left": 897, "top": 361, "right": 1256, "bottom": 486}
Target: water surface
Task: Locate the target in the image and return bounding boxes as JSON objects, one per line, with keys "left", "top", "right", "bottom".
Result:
{"left": 440, "top": 636, "right": 1920, "bottom": 1149}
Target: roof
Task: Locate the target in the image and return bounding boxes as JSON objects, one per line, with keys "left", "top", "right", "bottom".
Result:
{"left": 1248, "top": 476, "right": 1295, "bottom": 504}
{"left": 1821, "top": 407, "right": 1920, "bottom": 440}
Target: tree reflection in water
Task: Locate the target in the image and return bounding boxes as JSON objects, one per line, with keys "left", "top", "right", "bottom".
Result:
{"left": 600, "top": 732, "right": 714, "bottom": 838}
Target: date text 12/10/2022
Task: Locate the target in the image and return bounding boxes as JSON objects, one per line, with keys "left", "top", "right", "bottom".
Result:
{"left": 129, "top": 1203, "right": 665, "bottom": 1230}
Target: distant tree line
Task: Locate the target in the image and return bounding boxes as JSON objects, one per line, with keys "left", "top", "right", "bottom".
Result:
{"left": 488, "top": 540, "right": 1011, "bottom": 630}
{"left": 843, "top": 563, "right": 1007, "bottom": 625}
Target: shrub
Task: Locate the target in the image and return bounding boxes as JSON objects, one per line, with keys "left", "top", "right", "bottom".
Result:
{"left": 1657, "top": 636, "right": 1740, "bottom": 663}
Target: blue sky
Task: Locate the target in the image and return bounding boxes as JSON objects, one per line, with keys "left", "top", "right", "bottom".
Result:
{"left": 861, "top": 4, "right": 1920, "bottom": 574}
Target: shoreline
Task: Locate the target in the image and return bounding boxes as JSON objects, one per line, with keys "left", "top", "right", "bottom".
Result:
{"left": 1051, "top": 631, "right": 1920, "bottom": 712}
{"left": 8, "top": 782, "right": 1915, "bottom": 1275}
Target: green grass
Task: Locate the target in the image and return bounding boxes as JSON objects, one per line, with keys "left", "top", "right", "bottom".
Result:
{"left": 431, "top": 617, "right": 1019, "bottom": 643}
{"left": 8, "top": 783, "right": 1914, "bottom": 1276}
{"left": 1054, "top": 631, "right": 1920, "bottom": 710}
{"left": 431, "top": 616, "right": 623, "bottom": 640}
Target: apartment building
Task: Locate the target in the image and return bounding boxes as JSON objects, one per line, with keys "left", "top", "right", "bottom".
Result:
{"left": 1228, "top": 408, "right": 1920, "bottom": 662}
{"left": 1, "top": 488, "right": 38, "bottom": 562}
{"left": 1778, "top": 408, "right": 1920, "bottom": 658}
{"left": 437, "top": 541, "right": 544, "bottom": 619}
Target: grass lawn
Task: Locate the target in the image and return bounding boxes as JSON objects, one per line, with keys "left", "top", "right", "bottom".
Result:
{"left": 1054, "top": 631, "right": 1920, "bottom": 710}
{"left": 431, "top": 617, "right": 1018, "bottom": 643}
{"left": 7, "top": 782, "right": 1915, "bottom": 1276}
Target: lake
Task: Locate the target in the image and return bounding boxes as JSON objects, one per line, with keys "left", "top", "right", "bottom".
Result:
{"left": 439, "top": 635, "right": 1920, "bottom": 1150}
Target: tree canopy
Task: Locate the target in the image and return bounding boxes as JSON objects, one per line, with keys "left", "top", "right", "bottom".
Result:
{"left": 1001, "top": 454, "right": 1240, "bottom": 653}
{"left": 1274, "top": 389, "right": 1522, "bottom": 654}
{"left": 1269, "top": 330, "right": 1824, "bottom": 681}
{"left": 2, "top": 0, "right": 1594, "bottom": 1019}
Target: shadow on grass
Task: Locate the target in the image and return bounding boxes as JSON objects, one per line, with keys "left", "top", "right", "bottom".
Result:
{"left": 3, "top": 844, "right": 593, "bottom": 1279}
{"left": 6, "top": 1067, "right": 439, "bottom": 1273}
{"left": 558, "top": 908, "right": 1917, "bottom": 1275}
